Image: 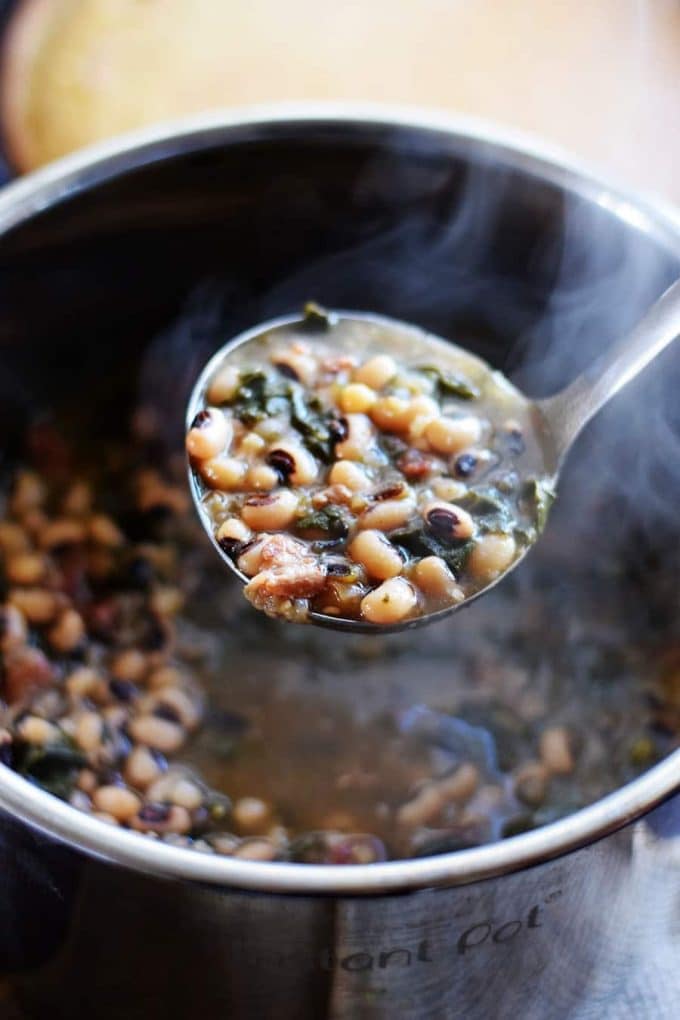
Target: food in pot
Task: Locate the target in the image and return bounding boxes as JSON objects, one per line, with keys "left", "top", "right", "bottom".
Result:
{"left": 0, "top": 411, "right": 677, "bottom": 864}
{"left": 187, "top": 307, "right": 553, "bottom": 624}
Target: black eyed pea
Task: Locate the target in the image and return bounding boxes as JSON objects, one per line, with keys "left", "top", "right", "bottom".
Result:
{"left": 155, "top": 686, "right": 202, "bottom": 731}
{"left": 124, "top": 745, "right": 166, "bottom": 789}
{"left": 246, "top": 464, "right": 280, "bottom": 492}
{"left": 338, "top": 383, "right": 377, "bottom": 414}
{"left": 272, "top": 346, "right": 317, "bottom": 386}
{"left": 241, "top": 490, "right": 298, "bottom": 531}
{"left": 359, "top": 498, "right": 416, "bottom": 532}
{"left": 422, "top": 500, "right": 475, "bottom": 541}
{"left": 266, "top": 441, "right": 318, "bottom": 486}
{"left": 239, "top": 431, "right": 267, "bottom": 457}
{"left": 128, "top": 714, "right": 186, "bottom": 753}
{"left": 360, "top": 577, "right": 418, "bottom": 624}
{"left": 539, "top": 727, "right": 575, "bottom": 776}
{"left": 9, "top": 471, "right": 46, "bottom": 515}
{"left": 236, "top": 535, "right": 270, "bottom": 577}
{"left": 145, "top": 770, "right": 182, "bottom": 803}
{"left": 406, "top": 395, "right": 441, "bottom": 443}
{"left": 64, "top": 669, "right": 105, "bottom": 701}
{"left": 232, "top": 796, "right": 273, "bottom": 835}
{"left": 149, "top": 585, "right": 185, "bottom": 617}
{"left": 186, "top": 408, "right": 232, "bottom": 460}
{"left": 334, "top": 413, "right": 375, "bottom": 462}
{"left": 467, "top": 533, "right": 517, "bottom": 580}
{"left": 87, "top": 514, "right": 125, "bottom": 548}
{"left": 145, "top": 767, "right": 201, "bottom": 807}
{"left": 47, "top": 608, "right": 86, "bottom": 654}
{"left": 146, "top": 769, "right": 205, "bottom": 811}
{"left": 144, "top": 767, "right": 182, "bottom": 799}
{"left": 413, "top": 556, "right": 464, "bottom": 602}
{"left": 328, "top": 460, "right": 371, "bottom": 492}
{"left": 404, "top": 394, "right": 439, "bottom": 425}
{"left": 199, "top": 456, "right": 247, "bottom": 491}
{"left": 396, "top": 784, "right": 445, "bottom": 828}
{"left": 370, "top": 396, "right": 412, "bottom": 433}
{"left": 232, "top": 837, "right": 278, "bottom": 861}
{"left": 207, "top": 364, "right": 241, "bottom": 404}
{"left": 146, "top": 665, "right": 185, "bottom": 690}
{"left": 431, "top": 476, "right": 468, "bottom": 502}
{"left": 131, "top": 803, "right": 192, "bottom": 835}
{"left": 425, "top": 415, "right": 483, "bottom": 455}
{"left": 92, "top": 784, "right": 142, "bottom": 822}
{"left": 74, "top": 711, "right": 104, "bottom": 753}
{"left": 8, "top": 587, "right": 60, "bottom": 625}
{"left": 349, "top": 530, "right": 403, "bottom": 581}
{"left": 169, "top": 778, "right": 205, "bottom": 812}
{"left": 353, "top": 354, "right": 397, "bottom": 390}
{"left": 77, "top": 769, "right": 98, "bottom": 794}
{"left": 110, "top": 649, "right": 148, "bottom": 683}
{"left": 15, "top": 715, "right": 60, "bottom": 745}
{"left": 5, "top": 552, "right": 46, "bottom": 586}
{"left": 216, "top": 517, "right": 252, "bottom": 549}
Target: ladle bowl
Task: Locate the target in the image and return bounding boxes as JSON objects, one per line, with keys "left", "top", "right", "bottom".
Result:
{"left": 187, "top": 279, "right": 680, "bottom": 632}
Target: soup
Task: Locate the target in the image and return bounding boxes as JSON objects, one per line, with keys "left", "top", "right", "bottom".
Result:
{"left": 0, "top": 399, "right": 676, "bottom": 864}
{"left": 187, "top": 307, "right": 553, "bottom": 625}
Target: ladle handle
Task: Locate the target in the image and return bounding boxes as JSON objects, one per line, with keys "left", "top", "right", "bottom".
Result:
{"left": 537, "top": 277, "right": 680, "bottom": 465}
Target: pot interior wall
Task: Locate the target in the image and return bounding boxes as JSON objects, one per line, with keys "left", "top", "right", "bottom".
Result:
{"left": 0, "top": 126, "right": 675, "bottom": 442}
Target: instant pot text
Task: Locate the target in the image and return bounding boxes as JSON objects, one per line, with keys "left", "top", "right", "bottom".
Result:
{"left": 320, "top": 902, "right": 547, "bottom": 972}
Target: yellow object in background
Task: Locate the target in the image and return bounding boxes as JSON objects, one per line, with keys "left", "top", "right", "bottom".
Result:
{"left": 1, "top": 0, "right": 679, "bottom": 201}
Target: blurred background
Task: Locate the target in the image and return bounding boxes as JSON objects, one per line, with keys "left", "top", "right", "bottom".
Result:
{"left": 0, "top": 0, "right": 677, "bottom": 199}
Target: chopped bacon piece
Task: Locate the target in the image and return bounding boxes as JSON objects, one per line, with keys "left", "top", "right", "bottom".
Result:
{"left": 397, "top": 449, "right": 436, "bottom": 481}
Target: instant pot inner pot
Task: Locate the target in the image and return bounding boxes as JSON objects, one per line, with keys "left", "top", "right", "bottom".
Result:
{"left": 0, "top": 126, "right": 678, "bottom": 861}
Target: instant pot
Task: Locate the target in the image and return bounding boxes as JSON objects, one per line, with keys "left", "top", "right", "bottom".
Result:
{"left": 0, "top": 107, "right": 678, "bottom": 1019}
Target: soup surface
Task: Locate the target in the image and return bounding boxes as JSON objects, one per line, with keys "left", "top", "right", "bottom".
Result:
{"left": 187, "top": 307, "right": 554, "bottom": 625}
{"left": 0, "top": 395, "right": 677, "bottom": 864}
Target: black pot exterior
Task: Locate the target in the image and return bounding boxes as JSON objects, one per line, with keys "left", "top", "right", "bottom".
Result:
{"left": 0, "top": 114, "right": 678, "bottom": 1018}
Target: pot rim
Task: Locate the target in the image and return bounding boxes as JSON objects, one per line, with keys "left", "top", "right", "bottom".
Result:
{"left": 0, "top": 101, "right": 678, "bottom": 895}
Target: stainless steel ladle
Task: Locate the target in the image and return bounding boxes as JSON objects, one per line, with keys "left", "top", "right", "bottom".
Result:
{"left": 187, "top": 279, "right": 680, "bottom": 633}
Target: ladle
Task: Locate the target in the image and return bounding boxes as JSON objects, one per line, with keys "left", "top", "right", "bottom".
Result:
{"left": 187, "top": 279, "right": 680, "bottom": 633}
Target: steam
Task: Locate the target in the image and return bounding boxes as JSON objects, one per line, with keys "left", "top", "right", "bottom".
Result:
{"left": 518, "top": 199, "right": 678, "bottom": 553}
{"left": 139, "top": 136, "right": 678, "bottom": 561}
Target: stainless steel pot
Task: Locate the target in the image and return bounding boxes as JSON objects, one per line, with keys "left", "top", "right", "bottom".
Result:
{"left": 0, "top": 106, "right": 679, "bottom": 1019}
